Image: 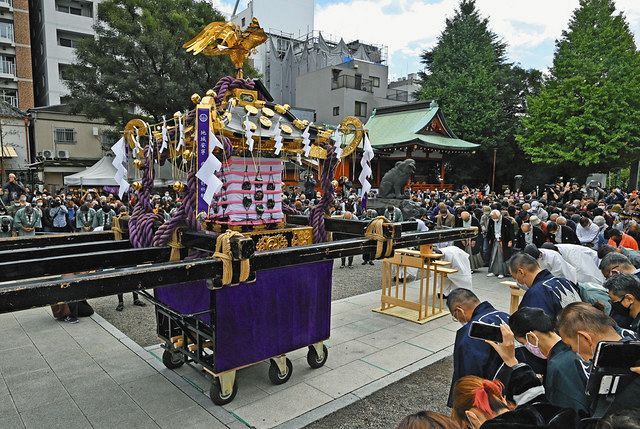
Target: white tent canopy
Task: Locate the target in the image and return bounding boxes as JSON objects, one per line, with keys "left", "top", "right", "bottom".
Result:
{"left": 64, "top": 155, "right": 176, "bottom": 187}
{"left": 64, "top": 156, "right": 118, "bottom": 186}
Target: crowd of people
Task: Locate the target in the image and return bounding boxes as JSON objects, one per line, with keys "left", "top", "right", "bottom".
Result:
{"left": 377, "top": 179, "right": 640, "bottom": 429}
{"left": 4, "top": 172, "right": 640, "bottom": 426}
{"left": 0, "top": 173, "right": 180, "bottom": 237}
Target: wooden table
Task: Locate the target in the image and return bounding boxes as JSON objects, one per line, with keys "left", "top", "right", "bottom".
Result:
{"left": 374, "top": 245, "right": 457, "bottom": 324}
{"left": 501, "top": 280, "right": 525, "bottom": 314}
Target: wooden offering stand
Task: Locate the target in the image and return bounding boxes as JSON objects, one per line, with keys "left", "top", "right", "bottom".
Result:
{"left": 374, "top": 244, "right": 457, "bottom": 324}
{"left": 500, "top": 280, "right": 525, "bottom": 314}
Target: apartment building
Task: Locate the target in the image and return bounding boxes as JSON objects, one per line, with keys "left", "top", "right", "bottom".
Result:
{"left": 29, "top": 0, "right": 99, "bottom": 106}
{"left": 0, "top": 0, "right": 34, "bottom": 110}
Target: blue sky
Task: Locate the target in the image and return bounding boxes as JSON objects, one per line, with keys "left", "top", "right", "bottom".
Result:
{"left": 212, "top": 0, "right": 640, "bottom": 79}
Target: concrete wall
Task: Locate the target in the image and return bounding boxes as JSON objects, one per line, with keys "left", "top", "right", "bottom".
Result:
{"left": 233, "top": 0, "right": 314, "bottom": 37}
{"left": 0, "top": 115, "right": 29, "bottom": 172}
{"left": 31, "top": 110, "right": 108, "bottom": 160}
{"left": 295, "top": 60, "right": 404, "bottom": 125}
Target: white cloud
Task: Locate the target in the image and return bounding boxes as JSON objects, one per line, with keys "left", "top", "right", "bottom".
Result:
{"left": 315, "top": 0, "right": 640, "bottom": 77}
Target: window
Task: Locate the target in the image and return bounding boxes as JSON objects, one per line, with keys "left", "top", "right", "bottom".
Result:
{"left": 371, "top": 76, "right": 380, "bottom": 88}
{"left": 57, "top": 30, "right": 91, "bottom": 48}
{"left": 241, "top": 17, "right": 245, "bottom": 27}
{"left": 0, "top": 21, "right": 14, "bottom": 41}
{"left": 60, "top": 95, "right": 72, "bottom": 105}
{"left": 332, "top": 106, "right": 340, "bottom": 116}
{"left": 0, "top": 55, "right": 15, "bottom": 75}
{"left": 55, "top": 128, "right": 76, "bottom": 144}
{"left": 58, "top": 63, "right": 73, "bottom": 81}
{"left": 0, "top": 89, "right": 17, "bottom": 108}
{"left": 55, "top": 1, "right": 93, "bottom": 18}
{"left": 355, "top": 101, "right": 367, "bottom": 117}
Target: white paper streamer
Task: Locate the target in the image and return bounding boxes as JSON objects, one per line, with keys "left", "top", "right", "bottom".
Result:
{"left": 146, "top": 122, "right": 153, "bottom": 156}
{"left": 358, "top": 133, "right": 375, "bottom": 196}
{"left": 196, "top": 152, "right": 223, "bottom": 205}
{"left": 273, "top": 117, "right": 283, "bottom": 155}
{"left": 160, "top": 115, "right": 168, "bottom": 153}
{"left": 133, "top": 127, "right": 142, "bottom": 150}
{"left": 209, "top": 132, "right": 224, "bottom": 151}
{"left": 296, "top": 152, "right": 302, "bottom": 165}
{"left": 332, "top": 129, "right": 343, "bottom": 159}
{"left": 243, "top": 114, "right": 255, "bottom": 152}
{"left": 302, "top": 125, "right": 311, "bottom": 157}
{"left": 111, "top": 137, "right": 129, "bottom": 198}
{"left": 177, "top": 114, "right": 185, "bottom": 149}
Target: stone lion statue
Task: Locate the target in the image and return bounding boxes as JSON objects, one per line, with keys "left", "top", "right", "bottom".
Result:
{"left": 378, "top": 159, "right": 416, "bottom": 199}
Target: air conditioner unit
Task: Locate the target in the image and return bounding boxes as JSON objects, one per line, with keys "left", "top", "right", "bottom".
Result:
{"left": 58, "top": 150, "right": 70, "bottom": 159}
{"left": 43, "top": 150, "right": 53, "bottom": 159}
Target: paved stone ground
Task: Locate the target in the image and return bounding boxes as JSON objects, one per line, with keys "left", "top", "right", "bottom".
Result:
{"left": 304, "top": 356, "right": 454, "bottom": 429}
{"left": 0, "top": 308, "right": 228, "bottom": 429}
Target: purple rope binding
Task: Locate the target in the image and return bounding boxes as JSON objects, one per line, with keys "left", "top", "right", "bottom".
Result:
{"left": 309, "top": 143, "right": 338, "bottom": 244}
{"left": 129, "top": 146, "right": 160, "bottom": 248}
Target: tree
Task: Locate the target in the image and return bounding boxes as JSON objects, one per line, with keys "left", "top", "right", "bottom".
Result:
{"left": 517, "top": 0, "right": 640, "bottom": 170}
{"left": 417, "top": 0, "right": 540, "bottom": 186}
{"left": 66, "top": 0, "right": 253, "bottom": 127}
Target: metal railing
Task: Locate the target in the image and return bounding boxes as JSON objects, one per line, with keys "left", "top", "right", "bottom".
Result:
{"left": 0, "top": 23, "right": 14, "bottom": 41}
{"left": 386, "top": 88, "right": 409, "bottom": 102}
{"left": 331, "top": 75, "right": 373, "bottom": 93}
{"left": 0, "top": 59, "right": 15, "bottom": 76}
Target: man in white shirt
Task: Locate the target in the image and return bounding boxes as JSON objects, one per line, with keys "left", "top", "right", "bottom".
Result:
{"left": 524, "top": 244, "right": 578, "bottom": 284}
{"left": 547, "top": 243, "right": 604, "bottom": 285}
{"left": 576, "top": 217, "right": 600, "bottom": 248}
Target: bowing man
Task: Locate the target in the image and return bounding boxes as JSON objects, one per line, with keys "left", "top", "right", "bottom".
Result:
{"left": 509, "top": 253, "right": 582, "bottom": 320}
{"left": 445, "top": 289, "right": 544, "bottom": 407}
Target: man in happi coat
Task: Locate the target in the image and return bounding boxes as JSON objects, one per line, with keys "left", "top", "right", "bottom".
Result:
{"left": 446, "top": 288, "right": 545, "bottom": 406}
{"left": 510, "top": 253, "right": 582, "bottom": 320}
{"left": 486, "top": 209, "right": 514, "bottom": 278}
{"left": 76, "top": 203, "right": 96, "bottom": 232}
{"left": 93, "top": 204, "right": 116, "bottom": 231}
{"left": 13, "top": 204, "right": 41, "bottom": 236}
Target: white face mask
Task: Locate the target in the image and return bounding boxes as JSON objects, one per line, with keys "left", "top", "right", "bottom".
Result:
{"left": 524, "top": 332, "right": 546, "bottom": 360}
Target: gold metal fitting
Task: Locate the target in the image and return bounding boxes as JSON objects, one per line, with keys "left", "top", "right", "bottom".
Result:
{"left": 172, "top": 181, "right": 185, "bottom": 192}
{"left": 182, "top": 149, "right": 193, "bottom": 161}
{"left": 206, "top": 89, "right": 216, "bottom": 97}
{"left": 245, "top": 105, "right": 258, "bottom": 116}
{"left": 259, "top": 116, "right": 272, "bottom": 129}
{"left": 131, "top": 181, "right": 143, "bottom": 192}
{"left": 191, "top": 93, "right": 202, "bottom": 104}
{"left": 133, "top": 159, "right": 144, "bottom": 170}
{"left": 261, "top": 107, "right": 275, "bottom": 118}
{"left": 280, "top": 123, "right": 293, "bottom": 135}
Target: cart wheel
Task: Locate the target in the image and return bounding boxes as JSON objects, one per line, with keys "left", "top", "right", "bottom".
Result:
{"left": 210, "top": 378, "right": 238, "bottom": 406}
{"left": 268, "top": 358, "right": 293, "bottom": 385}
{"left": 162, "top": 350, "right": 184, "bottom": 370}
{"left": 307, "top": 345, "right": 329, "bottom": 369}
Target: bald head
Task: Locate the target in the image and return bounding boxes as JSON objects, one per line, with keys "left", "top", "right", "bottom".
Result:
{"left": 460, "top": 211, "right": 470, "bottom": 221}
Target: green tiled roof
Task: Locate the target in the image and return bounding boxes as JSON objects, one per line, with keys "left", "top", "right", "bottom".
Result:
{"left": 364, "top": 102, "right": 479, "bottom": 152}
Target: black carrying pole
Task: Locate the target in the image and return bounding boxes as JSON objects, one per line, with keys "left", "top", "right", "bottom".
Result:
{"left": 0, "top": 227, "right": 477, "bottom": 314}
{"left": 0, "top": 231, "right": 114, "bottom": 251}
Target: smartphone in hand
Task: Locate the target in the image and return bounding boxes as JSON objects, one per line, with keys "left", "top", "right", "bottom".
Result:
{"left": 469, "top": 322, "right": 503, "bottom": 343}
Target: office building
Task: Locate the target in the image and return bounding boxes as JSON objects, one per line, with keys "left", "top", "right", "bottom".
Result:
{"left": 29, "top": 0, "right": 100, "bottom": 106}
